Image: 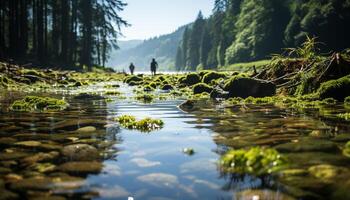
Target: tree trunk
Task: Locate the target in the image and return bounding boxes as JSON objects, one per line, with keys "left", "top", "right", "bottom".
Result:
{"left": 60, "top": 0, "right": 69, "bottom": 65}
{"left": 37, "top": 0, "right": 44, "bottom": 63}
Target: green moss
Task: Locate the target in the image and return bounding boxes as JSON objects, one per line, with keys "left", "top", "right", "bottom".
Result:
{"left": 343, "top": 141, "right": 350, "bottom": 158}
{"left": 10, "top": 96, "right": 68, "bottom": 112}
{"left": 180, "top": 73, "right": 201, "bottom": 86}
{"left": 337, "top": 113, "right": 350, "bottom": 121}
{"left": 193, "top": 83, "right": 213, "bottom": 94}
{"left": 104, "top": 91, "right": 122, "bottom": 96}
{"left": 319, "top": 98, "right": 337, "bottom": 105}
{"left": 104, "top": 84, "right": 120, "bottom": 89}
{"left": 220, "top": 147, "right": 287, "bottom": 176}
{"left": 318, "top": 75, "right": 350, "bottom": 101}
{"left": 115, "top": 115, "right": 164, "bottom": 132}
{"left": 124, "top": 75, "right": 143, "bottom": 85}
{"left": 135, "top": 93, "right": 155, "bottom": 103}
{"left": 202, "top": 71, "right": 227, "bottom": 84}
{"left": 345, "top": 96, "right": 350, "bottom": 104}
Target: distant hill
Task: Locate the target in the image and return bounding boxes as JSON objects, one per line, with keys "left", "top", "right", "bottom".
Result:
{"left": 107, "top": 25, "right": 187, "bottom": 72}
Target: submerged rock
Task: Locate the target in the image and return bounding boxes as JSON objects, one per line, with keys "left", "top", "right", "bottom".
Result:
{"left": 58, "top": 161, "right": 103, "bottom": 175}
{"left": 274, "top": 139, "right": 338, "bottom": 153}
{"left": 223, "top": 77, "right": 276, "bottom": 98}
{"left": 235, "top": 189, "right": 296, "bottom": 200}
{"left": 178, "top": 100, "right": 196, "bottom": 112}
{"left": 308, "top": 164, "right": 349, "bottom": 181}
{"left": 15, "top": 141, "right": 41, "bottom": 148}
{"left": 61, "top": 144, "right": 99, "bottom": 161}
{"left": 76, "top": 126, "right": 96, "bottom": 133}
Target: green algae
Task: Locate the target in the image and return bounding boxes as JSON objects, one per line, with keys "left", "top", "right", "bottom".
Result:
{"left": 115, "top": 115, "right": 164, "bottom": 132}
{"left": 318, "top": 75, "right": 350, "bottom": 101}
{"left": 10, "top": 96, "right": 69, "bottom": 112}
{"left": 220, "top": 147, "right": 287, "bottom": 176}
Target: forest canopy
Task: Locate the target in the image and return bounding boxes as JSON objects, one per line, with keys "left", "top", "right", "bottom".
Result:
{"left": 0, "top": 0, "right": 128, "bottom": 70}
{"left": 176, "top": 0, "right": 350, "bottom": 71}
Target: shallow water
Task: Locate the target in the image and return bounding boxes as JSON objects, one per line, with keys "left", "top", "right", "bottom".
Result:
{"left": 1, "top": 83, "right": 350, "bottom": 200}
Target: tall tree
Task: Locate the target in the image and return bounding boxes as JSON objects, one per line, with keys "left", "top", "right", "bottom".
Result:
{"left": 187, "top": 11, "right": 205, "bottom": 70}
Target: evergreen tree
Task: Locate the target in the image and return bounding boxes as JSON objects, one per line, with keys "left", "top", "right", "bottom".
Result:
{"left": 187, "top": 11, "right": 205, "bottom": 70}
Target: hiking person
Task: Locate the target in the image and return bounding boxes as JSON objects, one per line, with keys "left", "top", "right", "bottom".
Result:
{"left": 150, "top": 58, "right": 158, "bottom": 76}
{"left": 129, "top": 63, "right": 135, "bottom": 75}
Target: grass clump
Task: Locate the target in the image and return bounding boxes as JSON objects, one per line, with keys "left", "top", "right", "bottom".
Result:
{"left": 220, "top": 147, "right": 287, "bottom": 176}
{"left": 11, "top": 96, "right": 68, "bottom": 112}
{"left": 115, "top": 115, "right": 164, "bottom": 132}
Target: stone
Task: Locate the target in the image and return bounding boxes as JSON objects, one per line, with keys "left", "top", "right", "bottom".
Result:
{"left": 57, "top": 161, "right": 103, "bottom": 175}
{"left": 308, "top": 164, "right": 349, "bottom": 181}
{"left": 76, "top": 126, "right": 96, "bottom": 133}
{"left": 0, "top": 189, "right": 19, "bottom": 200}
{"left": 235, "top": 189, "right": 296, "bottom": 200}
{"left": 61, "top": 144, "right": 99, "bottom": 161}
{"left": 15, "top": 141, "right": 41, "bottom": 148}
{"left": 274, "top": 139, "right": 338, "bottom": 153}
{"left": 223, "top": 77, "right": 276, "bottom": 98}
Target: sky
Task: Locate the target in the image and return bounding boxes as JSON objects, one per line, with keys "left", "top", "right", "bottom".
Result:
{"left": 119, "top": 0, "right": 214, "bottom": 41}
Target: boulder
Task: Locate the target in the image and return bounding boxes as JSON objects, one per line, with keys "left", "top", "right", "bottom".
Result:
{"left": 223, "top": 77, "right": 276, "bottom": 98}
{"left": 180, "top": 73, "right": 201, "bottom": 86}
{"left": 318, "top": 75, "right": 350, "bottom": 101}
{"left": 61, "top": 144, "right": 99, "bottom": 161}
{"left": 193, "top": 83, "right": 213, "bottom": 94}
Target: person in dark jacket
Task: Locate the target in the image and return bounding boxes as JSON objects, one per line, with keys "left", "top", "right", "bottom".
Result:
{"left": 150, "top": 58, "right": 158, "bottom": 76}
{"left": 129, "top": 63, "right": 135, "bottom": 75}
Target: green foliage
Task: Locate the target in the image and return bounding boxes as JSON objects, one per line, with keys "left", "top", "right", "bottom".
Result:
{"left": 10, "top": 96, "right": 68, "bottom": 112}
{"left": 115, "top": 115, "right": 164, "bottom": 132}
{"left": 220, "top": 147, "right": 287, "bottom": 176}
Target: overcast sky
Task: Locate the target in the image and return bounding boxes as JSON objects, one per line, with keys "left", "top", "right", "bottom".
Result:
{"left": 118, "top": 0, "right": 213, "bottom": 40}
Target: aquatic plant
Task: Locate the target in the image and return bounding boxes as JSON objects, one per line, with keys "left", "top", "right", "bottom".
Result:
{"left": 337, "top": 113, "right": 350, "bottom": 121}
{"left": 115, "top": 115, "right": 164, "bottom": 132}
{"left": 10, "top": 96, "right": 68, "bottom": 112}
{"left": 220, "top": 147, "right": 287, "bottom": 176}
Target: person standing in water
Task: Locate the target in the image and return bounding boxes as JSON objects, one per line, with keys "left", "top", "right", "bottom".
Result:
{"left": 150, "top": 58, "right": 158, "bottom": 76}
{"left": 129, "top": 63, "right": 135, "bottom": 75}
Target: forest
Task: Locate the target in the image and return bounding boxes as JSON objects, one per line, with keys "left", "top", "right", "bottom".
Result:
{"left": 176, "top": 0, "right": 350, "bottom": 71}
{"left": 0, "top": 0, "right": 127, "bottom": 70}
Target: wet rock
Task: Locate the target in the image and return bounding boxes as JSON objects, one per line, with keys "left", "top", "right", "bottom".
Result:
{"left": 73, "top": 93, "right": 105, "bottom": 100}
{"left": 235, "top": 189, "right": 296, "bottom": 200}
{"left": 279, "top": 169, "right": 309, "bottom": 177}
{"left": 318, "top": 75, "right": 350, "bottom": 101}
{"left": 332, "top": 134, "right": 350, "bottom": 142}
{"left": 38, "top": 143, "right": 62, "bottom": 152}
{"left": 161, "top": 84, "right": 174, "bottom": 90}
{"left": 29, "top": 163, "right": 56, "bottom": 173}
{"left": 28, "top": 196, "right": 66, "bottom": 200}
{"left": 0, "top": 152, "right": 31, "bottom": 161}
{"left": 15, "top": 141, "right": 41, "bottom": 148}
{"left": 0, "top": 137, "right": 17, "bottom": 148}
{"left": 0, "top": 167, "right": 12, "bottom": 174}
{"left": 223, "top": 77, "right": 276, "bottom": 98}
{"left": 332, "top": 179, "right": 350, "bottom": 200}
{"left": 308, "top": 164, "right": 349, "bottom": 181}
{"left": 10, "top": 176, "right": 84, "bottom": 192}
{"left": 57, "top": 161, "right": 103, "bottom": 175}
{"left": 0, "top": 188, "right": 19, "bottom": 200}
{"left": 278, "top": 175, "right": 331, "bottom": 195}
{"left": 51, "top": 119, "right": 105, "bottom": 131}
{"left": 178, "top": 100, "right": 196, "bottom": 112}
{"left": 286, "top": 152, "right": 350, "bottom": 167}
{"left": 274, "top": 139, "right": 338, "bottom": 153}
{"left": 61, "top": 144, "right": 99, "bottom": 161}
{"left": 76, "top": 126, "right": 96, "bottom": 133}
{"left": 180, "top": 73, "right": 201, "bottom": 86}
{"left": 4, "top": 174, "right": 23, "bottom": 183}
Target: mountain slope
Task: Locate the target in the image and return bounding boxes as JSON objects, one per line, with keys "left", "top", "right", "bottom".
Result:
{"left": 107, "top": 25, "right": 187, "bottom": 71}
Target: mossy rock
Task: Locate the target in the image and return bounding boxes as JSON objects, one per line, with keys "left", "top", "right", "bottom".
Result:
{"left": 10, "top": 96, "right": 68, "bottom": 112}
{"left": 180, "top": 73, "right": 201, "bottom": 86}
{"left": 161, "top": 84, "right": 174, "bottom": 90}
{"left": 202, "top": 71, "right": 226, "bottom": 84}
{"left": 115, "top": 115, "right": 164, "bottom": 132}
{"left": 318, "top": 75, "right": 350, "bottom": 101}
{"left": 124, "top": 75, "right": 143, "bottom": 85}
{"left": 223, "top": 77, "right": 276, "bottom": 98}
{"left": 58, "top": 161, "right": 103, "bottom": 175}
{"left": 193, "top": 83, "right": 213, "bottom": 94}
